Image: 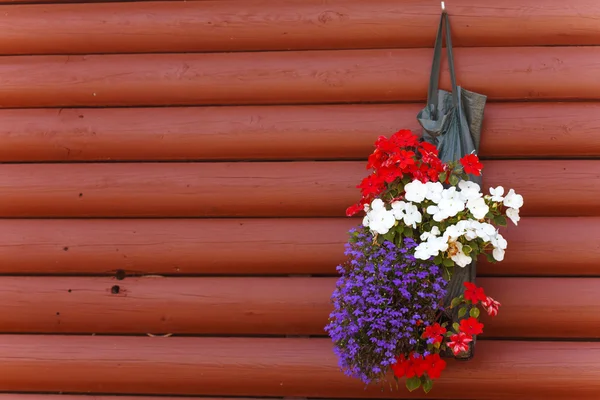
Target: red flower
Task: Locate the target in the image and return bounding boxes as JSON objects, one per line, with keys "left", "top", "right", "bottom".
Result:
{"left": 345, "top": 202, "right": 364, "bottom": 217}
{"left": 460, "top": 154, "right": 483, "bottom": 176}
{"left": 391, "top": 354, "right": 409, "bottom": 378}
{"left": 357, "top": 174, "right": 385, "bottom": 197}
{"left": 392, "top": 353, "right": 428, "bottom": 379}
{"left": 422, "top": 323, "right": 446, "bottom": 345}
{"left": 447, "top": 332, "right": 473, "bottom": 355}
{"left": 419, "top": 141, "right": 439, "bottom": 155}
{"left": 390, "top": 129, "right": 420, "bottom": 148}
{"left": 423, "top": 353, "right": 447, "bottom": 380}
{"left": 459, "top": 317, "right": 484, "bottom": 335}
{"left": 386, "top": 149, "right": 416, "bottom": 170}
{"left": 366, "top": 149, "right": 387, "bottom": 170}
{"left": 463, "top": 282, "right": 487, "bottom": 304}
{"left": 482, "top": 296, "right": 501, "bottom": 317}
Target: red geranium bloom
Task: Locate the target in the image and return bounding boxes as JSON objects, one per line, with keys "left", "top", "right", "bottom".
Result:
{"left": 386, "top": 149, "right": 416, "bottom": 170}
{"left": 345, "top": 202, "right": 364, "bottom": 217}
{"left": 463, "top": 282, "right": 487, "bottom": 304}
{"left": 419, "top": 141, "right": 439, "bottom": 155}
{"left": 482, "top": 296, "right": 501, "bottom": 317}
{"left": 459, "top": 317, "right": 484, "bottom": 335}
{"left": 357, "top": 174, "right": 385, "bottom": 197}
{"left": 447, "top": 332, "right": 473, "bottom": 355}
{"left": 460, "top": 153, "right": 483, "bottom": 176}
{"left": 406, "top": 353, "right": 428, "bottom": 378}
{"left": 423, "top": 353, "right": 447, "bottom": 380}
{"left": 390, "top": 129, "right": 420, "bottom": 148}
{"left": 367, "top": 149, "right": 387, "bottom": 170}
{"left": 422, "top": 323, "right": 447, "bottom": 344}
{"left": 391, "top": 354, "right": 409, "bottom": 378}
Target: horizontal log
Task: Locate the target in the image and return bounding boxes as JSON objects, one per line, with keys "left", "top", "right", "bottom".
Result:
{"left": 2, "top": 102, "right": 600, "bottom": 162}
{"left": 0, "top": 217, "right": 595, "bottom": 277}
{"left": 3, "top": 0, "right": 600, "bottom": 55}
{"left": 0, "top": 336, "right": 599, "bottom": 398}
{"left": 0, "top": 161, "right": 596, "bottom": 217}
{"left": 0, "top": 276, "right": 595, "bottom": 339}
{"left": 0, "top": 47, "right": 599, "bottom": 108}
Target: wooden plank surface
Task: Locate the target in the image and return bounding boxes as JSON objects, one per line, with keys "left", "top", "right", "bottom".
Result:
{"left": 0, "top": 161, "right": 596, "bottom": 217}
{"left": 0, "top": 276, "right": 595, "bottom": 338}
{"left": 2, "top": 102, "right": 599, "bottom": 162}
{"left": 3, "top": 0, "right": 600, "bottom": 55}
{"left": 0, "top": 217, "right": 596, "bottom": 277}
{"left": 0, "top": 336, "right": 599, "bottom": 398}
{"left": 0, "top": 47, "right": 599, "bottom": 108}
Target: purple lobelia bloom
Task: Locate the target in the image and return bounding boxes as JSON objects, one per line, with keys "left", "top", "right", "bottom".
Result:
{"left": 325, "top": 226, "right": 447, "bottom": 384}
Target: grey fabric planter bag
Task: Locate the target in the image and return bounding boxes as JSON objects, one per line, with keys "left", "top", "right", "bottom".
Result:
{"left": 417, "top": 10, "right": 487, "bottom": 360}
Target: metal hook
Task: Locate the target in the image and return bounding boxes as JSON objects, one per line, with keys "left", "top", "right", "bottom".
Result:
{"left": 441, "top": 1, "right": 445, "bottom": 11}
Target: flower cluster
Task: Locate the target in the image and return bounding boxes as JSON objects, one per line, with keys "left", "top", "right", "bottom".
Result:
{"left": 328, "top": 129, "right": 523, "bottom": 394}
{"left": 325, "top": 230, "right": 447, "bottom": 384}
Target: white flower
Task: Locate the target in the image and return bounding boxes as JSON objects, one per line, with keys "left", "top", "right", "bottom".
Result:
{"left": 493, "top": 247, "right": 505, "bottom": 261}
{"left": 425, "top": 181, "right": 444, "bottom": 203}
{"left": 450, "top": 242, "right": 472, "bottom": 267}
{"left": 429, "top": 236, "right": 449, "bottom": 253}
{"left": 475, "top": 222, "right": 496, "bottom": 242}
{"left": 370, "top": 198, "right": 386, "bottom": 211}
{"left": 390, "top": 201, "right": 407, "bottom": 220}
{"left": 414, "top": 241, "right": 438, "bottom": 260}
{"left": 402, "top": 203, "right": 422, "bottom": 228}
{"left": 489, "top": 186, "right": 505, "bottom": 202}
{"left": 458, "top": 180, "right": 482, "bottom": 202}
{"left": 368, "top": 208, "right": 395, "bottom": 235}
{"left": 437, "top": 187, "right": 466, "bottom": 218}
{"left": 491, "top": 233, "right": 508, "bottom": 250}
{"left": 443, "top": 224, "right": 465, "bottom": 241}
{"left": 426, "top": 205, "right": 450, "bottom": 222}
{"left": 404, "top": 180, "right": 428, "bottom": 203}
{"left": 467, "top": 197, "right": 489, "bottom": 220}
{"left": 420, "top": 226, "right": 441, "bottom": 241}
{"left": 506, "top": 207, "right": 520, "bottom": 225}
{"left": 503, "top": 189, "right": 524, "bottom": 209}
{"left": 362, "top": 215, "right": 370, "bottom": 226}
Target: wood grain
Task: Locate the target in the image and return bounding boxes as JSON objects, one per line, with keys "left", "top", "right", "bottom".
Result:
{"left": 3, "top": 0, "right": 600, "bottom": 54}
{"left": 0, "top": 336, "right": 599, "bottom": 398}
{"left": 0, "top": 47, "right": 599, "bottom": 108}
{"left": 0, "top": 276, "right": 595, "bottom": 338}
{"left": 0, "top": 161, "right": 596, "bottom": 217}
{"left": 1, "top": 102, "right": 599, "bottom": 162}
{"left": 0, "top": 217, "right": 596, "bottom": 276}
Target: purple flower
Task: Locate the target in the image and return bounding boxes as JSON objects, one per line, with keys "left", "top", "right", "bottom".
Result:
{"left": 324, "top": 226, "right": 447, "bottom": 384}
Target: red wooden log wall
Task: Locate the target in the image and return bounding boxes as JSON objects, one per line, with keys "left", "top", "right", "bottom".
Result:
{"left": 1, "top": 0, "right": 600, "bottom": 399}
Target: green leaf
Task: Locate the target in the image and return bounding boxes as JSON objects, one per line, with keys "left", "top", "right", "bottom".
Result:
{"left": 450, "top": 296, "right": 461, "bottom": 309}
{"left": 462, "top": 245, "right": 472, "bottom": 255}
{"left": 458, "top": 306, "right": 467, "bottom": 318}
{"left": 452, "top": 322, "right": 460, "bottom": 332}
{"left": 439, "top": 172, "right": 447, "bottom": 183}
{"left": 406, "top": 376, "right": 421, "bottom": 392}
{"left": 470, "top": 307, "right": 480, "bottom": 318}
{"left": 404, "top": 227, "right": 414, "bottom": 238}
{"left": 494, "top": 215, "right": 508, "bottom": 227}
{"left": 433, "top": 254, "right": 443, "bottom": 265}
{"left": 485, "top": 252, "right": 496, "bottom": 263}
{"left": 442, "top": 258, "right": 455, "bottom": 267}
{"left": 449, "top": 174, "right": 459, "bottom": 186}
{"left": 382, "top": 231, "right": 395, "bottom": 243}
{"left": 422, "top": 375, "right": 433, "bottom": 393}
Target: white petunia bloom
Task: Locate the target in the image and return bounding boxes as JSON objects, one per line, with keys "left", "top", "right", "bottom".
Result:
{"left": 503, "top": 189, "right": 524, "bottom": 209}
{"left": 506, "top": 207, "right": 520, "bottom": 225}
{"left": 362, "top": 215, "right": 370, "bottom": 227}
{"left": 402, "top": 203, "right": 422, "bottom": 228}
{"left": 414, "top": 241, "right": 438, "bottom": 260}
{"left": 489, "top": 186, "right": 505, "bottom": 202}
{"left": 437, "top": 187, "right": 466, "bottom": 218}
{"left": 492, "top": 233, "right": 508, "bottom": 250}
{"left": 450, "top": 242, "right": 472, "bottom": 267}
{"left": 420, "top": 226, "right": 441, "bottom": 241}
{"left": 458, "top": 180, "right": 482, "bottom": 202}
{"left": 426, "top": 205, "right": 450, "bottom": 222}
{"left": 390, "top": 201, "right": 407, "bottom": 220}
{"left": 368, "top": 208, "right": 395, "bottom": 235}
{"left": 443, "top": 224, "right": 465, "bottom": 241}
{"left": 467, "top": 197, "right": 489, "bottom": 220}
{"left": 492, "top": 247, "right": 505, "bottom": 261}
{"left": 370, "top": 198, "right": 386, "bottom": 211}
{"left": 404, "top": 180, "right": 428, "bottom": 203}
{"left": 429, "top": 236, "right": 449, "bottom": 253}
{"left": 425, "top": 181, "right": 444, "bottom": 203}
{"left": 474, "top": 222, "right": 496, "bottom": 242}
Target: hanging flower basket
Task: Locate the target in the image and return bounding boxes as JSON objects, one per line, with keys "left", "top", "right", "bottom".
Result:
{"left": 325, "top": 129, "right": 523, "bottom": 394}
